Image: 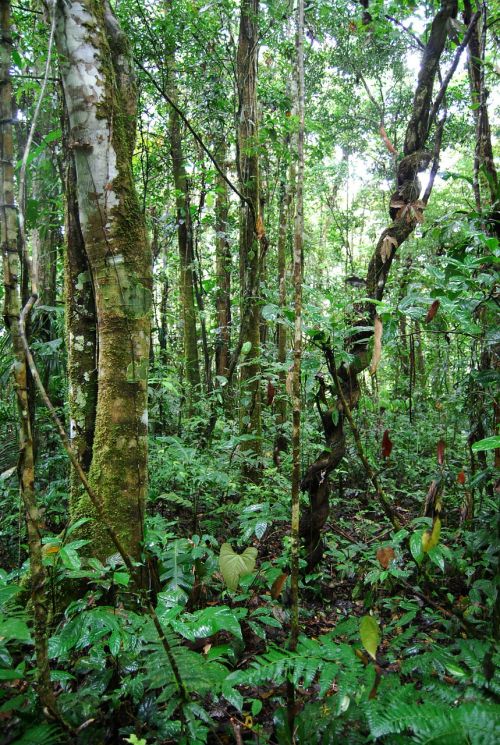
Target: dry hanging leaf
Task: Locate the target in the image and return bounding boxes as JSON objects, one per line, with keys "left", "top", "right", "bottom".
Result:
{"left": 379, "top": 125, "right": 397, "bottom": 155}
{"left": 423, "top": 479, "right": 440, "bottom": 517}
{"left": 460, "top": 491, "right": 473, "bottom": 524}
{"left": 376, "top": 546, "right": 395, "bottom": 569}
{"left": 381, "top": 429, "right": 393, "bottom": 459}
{"left": 457, "top": 470, "right": 466, "bottom": 485}
{"left": 437, "top": 439, "right": 445, "bottom": 466}
{"left": 270, "top": 572, "right": 288, "bottom": 600}
{"left": 369, "top": 315, "right": 383, "bottom": 376}
{"left": 256, "top": 213, "right": 266, "bottom": 239}
{"left": 425, "top": 299, "right": 440, "bottom": 324}
{"left": 380, "top": 234, "right": 398, "bottom": 264}
{"left": 389, "top": 196, "right": 406, "bottom": 211}
{"left": 286, "top": 365, "right": 294, "bottom": 397}
{"left": 267, "top": 380, "right": 276, "bottom": 406}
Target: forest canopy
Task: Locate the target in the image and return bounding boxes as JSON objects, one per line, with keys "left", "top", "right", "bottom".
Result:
{"left": 0, "top": 0, "right": 499, "bottom": 743}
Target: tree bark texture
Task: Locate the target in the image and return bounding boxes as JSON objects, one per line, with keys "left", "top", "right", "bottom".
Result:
{"left": 300, "top": 0, "right": 459, "bottom": 568}
{"left": 56, "top": 0, "right": 151, "bottom": 560}
{"left": 0, "top": 0, "right": 56, "bottom": 714}
{"left": 237, "top": 0, "right": 262, "bottom": 476}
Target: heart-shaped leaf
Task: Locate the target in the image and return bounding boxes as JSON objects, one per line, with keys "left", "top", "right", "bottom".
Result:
{"left": 219, "top": 543, "right": 257, "bottom": 591}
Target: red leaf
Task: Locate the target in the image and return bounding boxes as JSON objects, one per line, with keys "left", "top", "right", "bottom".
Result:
{"left": 382, "top": 429, "right": 393, "bottom": 459}
{"left": 437, "top": 439, "right": 445, "bottom": 465}
{"left": 267, "top": 380, "right": 276, "bottom": 406}
{"left": 425, "top": 299, "right": 440, "bottom": 324}
{"left": 457, "top": 470, "right": 466, "bottom": 485}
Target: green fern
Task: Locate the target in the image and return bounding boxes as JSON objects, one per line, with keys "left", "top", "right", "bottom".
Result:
{"left": 159, "top": 538, "right": 195, "bottom": 596}
{"left": 366, "top": 699, "right": 500, "bottom": 743}
{"left": 12, "top": 724, "right": 62, "bottom": 745}
{"left": 142, "top": 623, "right": 228, "bottom": 699}
{"left": 224, "top": 636, "right": 363, "bottom": 710}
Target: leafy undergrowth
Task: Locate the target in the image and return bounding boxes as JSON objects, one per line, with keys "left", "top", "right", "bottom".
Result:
{"left": 1, "top": 473, "right": 499, "bottom": 745}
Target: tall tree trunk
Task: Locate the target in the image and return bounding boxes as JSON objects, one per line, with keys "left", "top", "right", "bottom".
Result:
{"left": 300, "top": 0, "right": 459, "bottom": 568}
{"left": 290, "top": 0, "right": 305, "bottom": 653}
{"left": 463, "top": 0, "right": 498, "bottom": 224}
{"left": 55, "top": 0, "right": 151, "bottom": 561}
{"left": 215, "top": 139, "right": 232, "bottom": 379}
{"left": 166, "top": 27, "right": 200, "bottom": 404}
{"left": 274, "top": 145, "right": 292, "bottom": 463}
{"left": 0, "top": 0, "right": 57, "bottom": 716}
{"left": 237, "top": 0, "right": 262, "bottom": 478}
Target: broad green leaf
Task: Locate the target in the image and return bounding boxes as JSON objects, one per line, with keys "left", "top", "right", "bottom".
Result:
{"left": 66, "top": 517, "right": 92, "bottom": 537}
{"left": 241, "top": 341, "right": 252, "bottom": 355}
{"left": 254, "top": 521, "right": 267, "bottom": 539}
{"left": 359, "top": 615, "right": 380, "bottom": 660}
{"left": 0, "top": 617, "right": 31, "bottom": 642}
{"left": 410, "top": 531, "right": 424, "bottom": 564}
{"left": 219, "top": 543, "right": 257, "bottom": 591}
{"left": 171, "top": 605, "right": 242, "bottom": 641}
{"left": 471, "top": 435, "right": 500, "bottom": 452}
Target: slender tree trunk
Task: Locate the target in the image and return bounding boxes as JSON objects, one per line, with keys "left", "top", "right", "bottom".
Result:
{"left": 300, "top": 0, "right": 459, "bottom": 567}
{"left": 166, "top": 32, "right": 200, "bottom": 404}
{"left": 0, "top": 0, "right": 57, "bottom": 716}
{"left": 31, "top": 154, "right": 59, "bottom": 341}
{"left": 287, "top": 0, "right": 305, "bottom": 731}
{"left": 274, "top": 144, "right": 292, "bottom": 463}
{"left": 62, "top": 105, "right": 97, "bottom": 504}
{"left": 215, "top": 139, "right": 232, "bottom": 379}
{"left": 55, "top": 0, "right": 151, "bottom": 561}
{"left": 290, "top": 0, "right": 304, "bottom": 653}
{"left": 237, "top": 0, "right": 262, "bottom": 479}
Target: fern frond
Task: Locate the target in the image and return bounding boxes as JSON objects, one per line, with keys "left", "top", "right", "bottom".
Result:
{"left": 12, "top": 723, "right": 62, "bottom": 745}
{"left": 224, "top": 636, "right": 363, "bottom": 711}
{"left": 366, "top": 700, "right": 500, "bottom": 744}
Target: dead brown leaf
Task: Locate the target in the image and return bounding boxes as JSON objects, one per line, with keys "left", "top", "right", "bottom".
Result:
{"left": 369, "top": 315, "right": 383, "bottom": 376}
{"left": 380, "top": 234, "right": 398, "bottom": 263}
{"left": 376, "top": 546, "right": 395, "bottom": 569}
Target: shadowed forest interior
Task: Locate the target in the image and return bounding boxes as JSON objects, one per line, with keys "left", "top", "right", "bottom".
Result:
{"left": 0, "top": 0, "right": 499, "bottom": 743}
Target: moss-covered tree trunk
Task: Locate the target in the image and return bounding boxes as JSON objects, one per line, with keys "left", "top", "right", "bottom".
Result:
{"left": 55, "top": 0, "right": 151, "bottom": 561}
{"left": 301, "top": 0, "right": 459, "bottom": 567}
{"left": 237, "top": 0, "right": 262, "bottom": 478}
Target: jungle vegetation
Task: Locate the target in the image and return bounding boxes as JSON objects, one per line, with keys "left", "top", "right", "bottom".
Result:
{"left": 0, "top": 0, "right": 499, "bottom": 743}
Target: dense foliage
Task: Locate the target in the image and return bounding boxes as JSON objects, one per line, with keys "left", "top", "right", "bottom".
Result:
{"left": 0, "top": 0, "right": 498, "bottom": 743}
